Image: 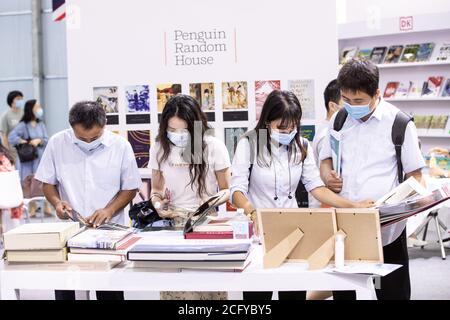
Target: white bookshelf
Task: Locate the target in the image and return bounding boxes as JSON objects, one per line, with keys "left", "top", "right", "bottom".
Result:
{"left": 338, "top": 12, "right": 450, "bottom": 152}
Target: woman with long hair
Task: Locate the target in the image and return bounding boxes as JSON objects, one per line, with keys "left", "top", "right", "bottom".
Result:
{"left": 230, "top": 90, "right": 374, "bottom": 300}
{"left": 149, "top": 94, "right": 231, "bottom": 300}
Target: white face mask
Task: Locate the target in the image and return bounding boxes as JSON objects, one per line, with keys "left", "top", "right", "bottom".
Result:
{"left": 73, "top": 132, "right": 104, "bottom": 153}
{"left": 167, "top": 130, "right": 190, "bottom": 147}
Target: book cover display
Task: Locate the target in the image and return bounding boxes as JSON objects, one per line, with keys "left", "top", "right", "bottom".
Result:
{"left": 157, "top": 83, "right": 182, "bottom": 113}
{"left": 288, "top": 79, "right": 315, "bottom": 120}
{"left": 370, "top": 47, "right": 387, "bottom": 64}
{"left": 416, "top": 43, "right": 435, "bottom": 62}
{"left": 436, "top": 43, "right": 450, "bottom": 61}
{"left": 340, "top": 47, "right": 358, "bottom": 65}
{"left": 384, "top": 45, "right": 403, "bottom": 64}
{"left": 127, "top": 130, "right": 151, "bottom": 168}
{"left": 255, "top": 80, "right": 281, "bottom": 120}
{"left": 126, "top": 85, "right": 150, "bottom": 113}
{"left": 383, "top": 82, "right": 400, "bottom": 98}
{"left": 422, "top": 76, "right": 445, "bottom": 97}
{"left": 401, "top": 44, "right": 420, "bottom": 62}
{"left": 357, "top": 48, "right": 372, "bottom": 60}
{"left": 189, "top": 83, "right": 215, "bottom": 112}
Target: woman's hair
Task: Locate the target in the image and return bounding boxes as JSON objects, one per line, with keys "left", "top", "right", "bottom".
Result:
{"left": 20, "top": 99, "right": 39, "bottom": 123}
{"left": 244, "top": 90, "right": 306, "bottom": 167}
{"left": 0, "top": 140, "right": 15, "bottom": 164}
{"left": 156, "top": 94, "right": 212, "bottom": 198}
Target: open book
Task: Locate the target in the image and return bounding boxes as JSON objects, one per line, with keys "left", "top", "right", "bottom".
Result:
{"left": 376, "top": 178, "right": 450, "bottom": 227}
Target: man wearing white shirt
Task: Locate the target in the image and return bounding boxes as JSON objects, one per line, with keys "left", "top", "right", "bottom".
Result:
{"left": 35, "top": 101, "right": 141, "bottom": 300}
{"left": 320, "top": 60, "right": 425, "bottom": 300}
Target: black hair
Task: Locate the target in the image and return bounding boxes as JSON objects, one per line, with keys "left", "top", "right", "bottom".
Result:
{"left": 20, "top": 100, "right": 39, "bottom": 123}
{"left": 7, "top": 91, "right": 23, "bottom": 107}
{"left": 243, "top": 90, "right": 307, "bottom": 167}
{"left": 69, "top": 101, "right": 106, "bottom": 129}
{"left": 324, "top": 79, "right": 341, "bottom": 112}
{"left": 156, "top": 94, "right": 212, "bottom": 198}
{"left": 338, "top": 59, "right": 379, "bottom": 97}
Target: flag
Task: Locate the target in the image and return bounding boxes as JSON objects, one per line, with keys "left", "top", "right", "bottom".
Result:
{"left": 52, "top": 0, "right": 66, "bottom": 22}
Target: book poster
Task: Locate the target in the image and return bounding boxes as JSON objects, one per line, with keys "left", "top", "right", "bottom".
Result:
{"left": 300, "top": 125, "right": 315, "bottom": 142}
{"left": 190, "top": 83, "right": 215, "bottom": 121}
{"left": 125, "top": 85, "right": 151, "bottom": 124}
{"left": 93, "top": 86, "right": 119, "bottom": 113}
{"left": 127, "top": 130, "right": 151, "bottom": 168}
{"left": 222, "top": 81, "right": 248, "bottom": 121}
{"left": 255, "top": 80, "right": 281, "bottom": 121}
{"left": 224, "top": 127, "right": 247, "bottom": 160}
{"left": 288, "top": 79, "right": 315, "bottom": 120}
{"left": 157, "top": 83, "right": 182, "bottom": 113}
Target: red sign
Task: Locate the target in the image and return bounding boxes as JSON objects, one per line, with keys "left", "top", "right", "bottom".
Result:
{"left": 399, "top": 16, "right": 413, "bottom": 31}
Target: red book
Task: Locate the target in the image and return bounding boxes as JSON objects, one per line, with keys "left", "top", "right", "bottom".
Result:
{"left": 383, "top": 82, "right": 400, "bottom": 98}
{"left": 184, "top": 231, "right": 234, "bottom": 240}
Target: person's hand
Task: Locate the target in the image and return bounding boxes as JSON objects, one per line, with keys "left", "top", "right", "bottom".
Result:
{"left": 29, "top": 139, "right": 42, "bottom": 147}
{"left": 55, "top": 201, "right": 72, "bottom": 220}
{"left": 352, "top": 199, "right": 375, "bottom": 208}
{"left": 325, "top": 170, "right": 343, "bottom": 193}
{"left": 249, "top": 210, "right": 260, "bottom": 236}
{"left": 19, "top": 139, "right": 28, "bottom": 144}
{"left": 87, "top": 208, "right": 114, "bottom": 227}
{"left": 428, "top": 147, "right": 450, "bottom": 157}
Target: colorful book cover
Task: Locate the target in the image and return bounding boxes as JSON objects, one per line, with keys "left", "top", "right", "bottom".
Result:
{"left": 429, "top": 115, "right": 449, "bottom": 130}
{"left": 395, "top": 82, "right": 412, "bottom": 98}
{"left": 370, "top": 47, "right": 387, "bottom": 64}
{"left": 222, "top": 82, "right": 248, "bottom": 110}
{"left": 300, "top": 125, "right": 315, "bottom": 142}
{"left": 401, "top": 44, "right": 420, "bottom": 62}
{"left": 189, "top": 83, "right": 215, "bottom": 111}
{"left": 288, "top": 79, "right": 315, "bottom": 120}
{"left": 224, "top": 127, "right": 247, "bottom": 159}
{"left": 357, "top": 48, "right": 372, "bottom": 61}
{"left": 413, "top": 115, "right": 432, "bottom": 130}
{"left": 436, "top": 43, "right": 450, "bottom": 62}
{"left": 416, "top": 43, "right": 435, "bottom": 62}
{"left": 340, "top": 47, "right": 358, "bottom": 65}
{"left": 442, "top": 79, "right": 450, "bottom": 97}
{"left": 93, "top": 86, "right": 118, "bottom": 113}
{"left": 384, "top": 45, "right": 403, "bottom": 64}
{"left": 408, "top": 82, "right": 425, "bottom": 98}
{"left": 125, "top": 85, "right": 150, "bottom": 113}
{"left": 383, "top": 82, "right": 400, "bottom": 98}
{"left": 255, "top": 80, "right": 281, "bottom": 120}
{"left": 127, "top": 130, "right": 150, "bottom": 168}
{"left": 157, "top": 83, "right": 182, "bottom": 112}
{"left": 422, "top": 76, "right": 445, "bottom": 97}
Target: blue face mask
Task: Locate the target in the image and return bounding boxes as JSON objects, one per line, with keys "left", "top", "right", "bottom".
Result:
{"left": 344, "top": 102, "right": 372, "bottom": 120}
{"left": 271, "top": 128, "right": 297, "bottom": 145}
{"left": 167, "top": 131, "right": 190, "bottom": 147}
{"left": 73, "top": 134, "right": 104, "bottom": 153}
{"left": 34, "top": 109, "right": 44, "bottom": 119}
{"left": 15, "top": 99, "right": 25, "bottom": 109}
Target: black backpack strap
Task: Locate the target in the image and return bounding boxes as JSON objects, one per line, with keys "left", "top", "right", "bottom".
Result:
{"left": 392, "top": 111, "right": 412, "bottom": 184}
{"left": 333, "top": 108, "right": 348, "bottom": 132}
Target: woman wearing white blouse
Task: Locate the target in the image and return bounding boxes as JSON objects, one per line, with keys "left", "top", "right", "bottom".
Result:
{"left": 230, "top": 90, "right": 374, "bottom": 300}
{"left": 149, "top": 94, "right": 231, "bottom": 300}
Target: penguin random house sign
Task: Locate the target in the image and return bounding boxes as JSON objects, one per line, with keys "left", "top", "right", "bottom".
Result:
{"left": 165, "top": 28, "right": 237, "bottom": 67}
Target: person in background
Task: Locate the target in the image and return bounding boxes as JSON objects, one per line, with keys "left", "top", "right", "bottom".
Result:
{"left": 309, "top": 79, "right": 343, "bottom": 209}
{"left": 0, "top": 91, "right": 24, "bottom": 149}
{"left": 319, "top": 59, "right": 426, "bottom": 300}
{"left": 230, "top": 89, "right": 374, "bottom": 301}
{"left": 150, "top": 94, "right": 231, "bottom": 300}
{"left": 0, "top": 140, "right": 22, "bottom": 235}
{"left": 35, "top": 101, "right": 141, "bottom": 300}
{"left": 8, "top": 100, "right": 51, "bottom": 217}
{"left": 428, "top": 147, "right": 450, "bottom": 178}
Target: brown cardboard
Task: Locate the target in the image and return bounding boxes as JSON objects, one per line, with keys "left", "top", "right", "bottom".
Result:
{"left": 263, "top": 228, "right": 304, "bottom": 269}
{"left": 307, "top": 230, "right": 347, "bottom": 270}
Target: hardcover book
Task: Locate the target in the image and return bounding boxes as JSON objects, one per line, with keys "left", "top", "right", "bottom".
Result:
{"left": 401, "top": 44, "right": 420, "bottom": 62}
{"left": 384, "top": 45, "right": 403, "bottom": 64}
{"left": 370, "top": 46, "right": 387, "bottom": 64}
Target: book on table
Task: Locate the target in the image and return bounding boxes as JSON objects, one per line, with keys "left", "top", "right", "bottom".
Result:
{"left": 6, "top": 248, "right": 68, "bottom": 263}
{"left": 67, "top": 228, "right": 133, "bottom": 250}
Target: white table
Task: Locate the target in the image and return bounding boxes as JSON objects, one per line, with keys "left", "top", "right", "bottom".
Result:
{"left": 0, "top": 246, "right": 379, "bottom": 300}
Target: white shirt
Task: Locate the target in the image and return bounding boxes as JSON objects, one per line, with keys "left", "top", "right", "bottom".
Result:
{"left": 319, "top": 99, "right": 426, "bottom": 246}
{"left": 230, "top": 136, "right": 324, "bottom": 209}
{"left": 309, "top": 119, "right": 330, "bottom": 208}
{"left": 35, "top": 129, "right": 142, "bottom": 224}
{"left": 149, "top": 135, "right": 231, "bottom": 210}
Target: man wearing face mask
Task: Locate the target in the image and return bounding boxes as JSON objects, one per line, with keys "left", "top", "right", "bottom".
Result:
{"left": 35, "top": 101, "right": 141, "bottom": 300}
{"left": 319, "top": 59, "right": 425, "bottom": 300}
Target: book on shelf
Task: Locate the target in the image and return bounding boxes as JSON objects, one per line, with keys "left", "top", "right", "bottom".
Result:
{"left": 442, "top": 79, "right": 450, "bottom": 97}
{"left": 413, "top": 115, "right": 433, "bottom": 133}
{"left": 401, "top": 44, "right": 420, "bottom": 62}
{"left": 340, "top": 47, "right": 358, "bottom": 65}
{"left": 370, "top": 46, "right": 387, "bottom": 64}
{"left": 394, "top": 81, "right": 413, "bottom": 98}
{"left": 357, "top": 48, "right": 373, "bottom": 60}
{"left": 428, "top": 115, "right": 449, "bottom": 134}
{"left": 184, "top": 215, "right": 253, "bottom": 240}
{"left": 436, "top": 43, "right": 450, "bottom": 62}
{"left": 383, "top": 82, "right": 400, "bottom": 98}
{"left": 416, "top": 43, "right": 435, "bottom": 62}
{"left": 379, "top": 184, "right": 450, "bottom": 227}
{"left": 6, "top": 248, "right": 67, "bottom": 263}
{"left": 3, "top": 222, "right": 81, "bottom": 251}
{"left": 384, "top": 45, "right": 404, "bottom": 64}
{"left": 422, "top": 76, "right": 445, "bottom": 97}
{"left": 408, "top": 82, "right": 425, "bottom": 98}
{"left": 67, "top": 229, "right": 133, "bottom": 250}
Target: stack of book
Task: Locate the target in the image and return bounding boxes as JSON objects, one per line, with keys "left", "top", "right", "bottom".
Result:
{"left": 184, "top": 215, "right": 253, "bottom": 240}
{"left": 127, "top": 238, "right": 252, "bottom": 271}
{"left": 67, "top": 228, "right": 139, "bottom": 266}
{"left": 3, "top": 222, "right": 80, "bottom": 264}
